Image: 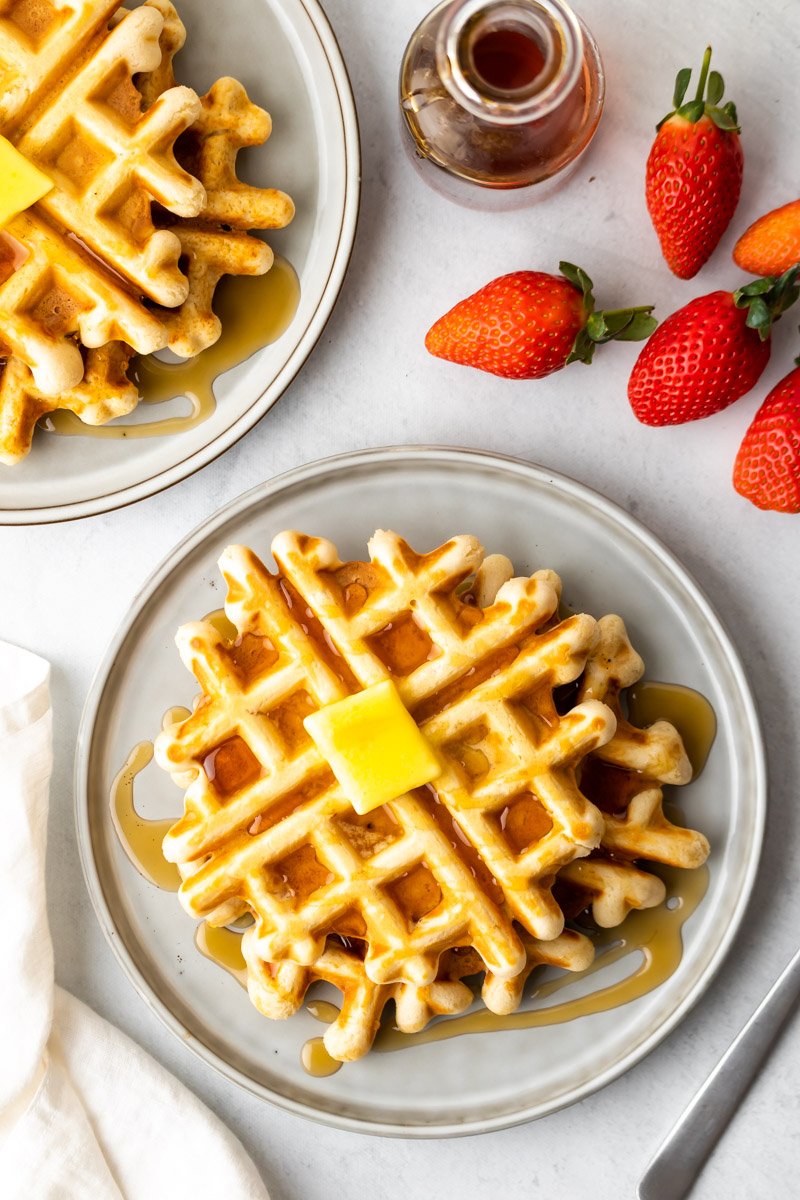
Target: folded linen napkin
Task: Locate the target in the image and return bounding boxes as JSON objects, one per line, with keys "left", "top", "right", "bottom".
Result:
{"left": 0, "top": 641, "right": 269, "bottom": 1200}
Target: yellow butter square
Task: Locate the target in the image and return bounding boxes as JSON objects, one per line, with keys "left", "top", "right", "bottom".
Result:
{"left": 304, "top": 679, "right": 441, "bottom": 815}
{"left": 0, "top": 136, "right": 53, "bottom": 229}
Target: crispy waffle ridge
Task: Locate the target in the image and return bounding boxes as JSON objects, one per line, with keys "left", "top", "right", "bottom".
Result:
{"left": 558, "top": 613, "right": 710, "bottom": 925}
{"left": 471, "top": 566, "right": 709, "bottom": 930}
{"left": 0, "top": 340, "right": 136, "bottom": 464}
{"left": 0, "top": 0, "right": 206, "bottom": 394}
{"left": 243, "top": 927, "right": 593, "bottom": 1063}
{"left": 155, "top": 531, "right": 616, "bottom": 990}
{"left": 137, "top": 0, "right": 295, "bottom": 358}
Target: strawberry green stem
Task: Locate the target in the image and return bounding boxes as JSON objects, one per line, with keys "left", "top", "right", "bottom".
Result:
{"left": 599, "top": 305, "right": 657, "bottom": 322}
{"left": 658, "top": 45, "right": 739, "bottom": 132}
{"left": 694, "top": 46, "right": 712, "bottom": 103}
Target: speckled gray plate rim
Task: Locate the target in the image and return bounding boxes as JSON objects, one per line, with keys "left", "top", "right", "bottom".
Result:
{"left": 75, "top": 446, "right": 766, "bottom": 1137}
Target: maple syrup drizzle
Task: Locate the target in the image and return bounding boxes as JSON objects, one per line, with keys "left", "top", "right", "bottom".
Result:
{"left": 109, "top": 681, "right": 716, "bottom": 1077}
{"left": 0, "top": 230, "right": 29, "bottom": 285}
{"left": 109, "top": 705, "right": 190, "bottom": 891}
{"left": 374, "top": 864, "right": 709, "bottom": 1055}
{"left": 203, "top": 606, "right": 239, "bottom": 641}
{"left": 41, "top": 257, "right": 300, "bottom": 441}
{"left": 307, "top": 999, "right": 341, "bottom": 1025}
{"left": 194, "top": 922, "right": 248, "bottom": 988}
{"left": 627, "top": 681, "right": 717, "bottom": 777}
{"left": 301, "top": 1037, "right": 343, "bottom": 1077}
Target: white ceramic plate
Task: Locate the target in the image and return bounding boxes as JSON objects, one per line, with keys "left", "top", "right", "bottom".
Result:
{"left": 0, "top": 0, "right": 359, "bottom": 526}
{"left": 76, "top": 447, "right": 765, "bottom": 1136}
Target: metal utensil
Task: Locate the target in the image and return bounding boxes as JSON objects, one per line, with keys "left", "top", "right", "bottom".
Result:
{"left": 638, "top": 945, "right": 800, "bottom": 1200}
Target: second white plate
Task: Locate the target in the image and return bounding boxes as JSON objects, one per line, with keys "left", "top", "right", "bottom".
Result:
{"left": 0, "top": 0, "right": 360, "bottom": 524}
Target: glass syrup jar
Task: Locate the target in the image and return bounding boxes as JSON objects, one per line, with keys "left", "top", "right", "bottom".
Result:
{"left": 399, "top": 0, "right": 605, "bottom": 209}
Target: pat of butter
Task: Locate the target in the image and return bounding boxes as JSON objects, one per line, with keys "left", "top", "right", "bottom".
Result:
{"left": 0, "top": 136, "right": 53, "bottom": 229}
{"left": 304, "top": 679, "right": 441, "bottom": 815}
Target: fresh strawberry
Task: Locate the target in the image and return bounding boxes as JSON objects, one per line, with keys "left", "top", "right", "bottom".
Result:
{"left": 628, "top": 267, "right": 800, "bottom": 426}
{"left": 425, "top": 264, "right": 656, "bottom": 380}
{"left": 646, "top": 47, "right": 743, "bottom": 279}
{"left": 733, "top": 199, "right": 800, "bottom": 277}
{"left": 733, "top": 364, "right": 800, "bottom": 512}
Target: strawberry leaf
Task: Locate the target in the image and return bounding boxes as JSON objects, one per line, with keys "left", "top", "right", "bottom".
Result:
{"left": 706, "top": 70, "right": 724, "bottom": 104}
{"left": 738, "top": 277, "right": 774, "bottom": 297}
{"left": 708, "top": 104, "right": 740, "bottom": 132}
{"left": 566, "top": 327, "right": 598, "bottom": 366}
{"left": 570, "top": 304, "right": 657, "bottom": 362}
{"left": 744, "top": 297, "right": 771, "bottom": 331}
{"left": 559, "top": 261, "right": 594, "bottom": 302}
{"left": 586, "top": 312, "right": 608, "bottom": 340}
{"left": 673, "top": 67, "right": 692, "bottom": 107}
{"left": 615, "top": 313, "right": 659, "bottom": 341}
{"left": 734, "top": 266, "right": 800, "bottom": 340}
{"left": 655, "top": 46, "right": 740, "bottom": 133}
{"left": 564, "top": 271, "right": 657, "bottom": 364}
{"left": 600, "top": 310, "right": 638, "bottom": 336}
{"left": 676, "top": 99, "right": 705, "bottom": 122}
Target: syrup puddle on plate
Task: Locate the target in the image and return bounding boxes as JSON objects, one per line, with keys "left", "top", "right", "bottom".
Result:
{"left": 195, "top": 923, "right": 248, "bottom": 988}
{"left": 301, "top": 1037, "right": 343, "bottom": 1077}
{"left": 373, "top": 862, "right": 708, "bottom": 1055}
{"left": 109, "top": 705, "right": 190, "bottom": 892}
{"left": 204, "top": 607, "right": 238, "bottom": 641}
{"left": 627, "top": 681, "right": 717, "bottom": 776}
{"left": 42, "top": 257, "right": 300, "bottom": 441}
{"left": 109, "top": 681, "right": 715, "bottom": 1078}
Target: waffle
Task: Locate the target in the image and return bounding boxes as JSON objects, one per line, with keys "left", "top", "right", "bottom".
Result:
{"left": 0, "top": 213, "right": 167, "bottom": 398}
{"left": 0, "top": 339, "right": 136, "bottom": 464}
{"left": 470, "top": 567, "right": 709, "bottom": 929}
{"left": 0, "top": 0, "right": 207, "bottom": 393}
{"left": 243, "top": 926, "right": 593, "bottom": 1062}
{"left": 0, "top": 0, "right": 295, "bottom": 463}
{"left": 155, "top": 531, "right": 616, "bottom": 989}
{"left": 559, "top": 614, "right": 710, "bottom": 925}
{"left": 137, "top": 0, "right": 295, "bottom": 358}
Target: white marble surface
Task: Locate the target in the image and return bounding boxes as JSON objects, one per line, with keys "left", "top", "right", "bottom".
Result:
{"left": 2, "top": 0, "right": 799, "bottom": 1195}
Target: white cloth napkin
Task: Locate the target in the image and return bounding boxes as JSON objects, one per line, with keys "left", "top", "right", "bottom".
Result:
{"left": 0, "top": 641, "right": 269, "bottom": 1200}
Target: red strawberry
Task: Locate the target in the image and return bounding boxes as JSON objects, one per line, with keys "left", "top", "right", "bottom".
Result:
{"left": 628, "top": 268, "right": 800, "bottom": 426}
{"left": 425, "top": 264, "right": 656, "bottom": 380}
{"left": 733, "top": 198, "right": 800, "bottom": 277}
{"left": 734, "top": 365, "right": 800, "bottom": 512}
{"left": 646, "top": 47, "right": 743, "bottom": 279}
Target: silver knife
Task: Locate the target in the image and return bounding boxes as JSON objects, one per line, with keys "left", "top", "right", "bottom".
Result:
{"left": 637, "top": 944, "right": 800, "bottom": 1200}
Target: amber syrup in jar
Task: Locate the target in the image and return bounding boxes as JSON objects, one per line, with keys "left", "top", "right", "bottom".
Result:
{"left": 399, "top": 0, "right": 605, "bottom": 209}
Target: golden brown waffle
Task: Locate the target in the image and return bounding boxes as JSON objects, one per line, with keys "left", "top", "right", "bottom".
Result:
{"left": 559, "top": 614, "right": 709, "bottom": 925}
{"left": 0, "top": 1, "right": 123, "bottom": 131}
{"left": 0, "top": 0, "right": 207, "bottom": 393}
{"left": 137, "top": 0, "right": 295, "bottom": 358}
{"left": 243, "top": 927, "right": 593, "bottom": 1062}
{"left": 0, "top": 340, "right": 136, "bottom": 464}
{"left": 155, "top": 531, "right": 616, "bottom": 989}
{"left": 470, "top": 567, "right": 708, "bottom": 929}
{"left": 0, "top": 213, "right": 167, "bottom": 397}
